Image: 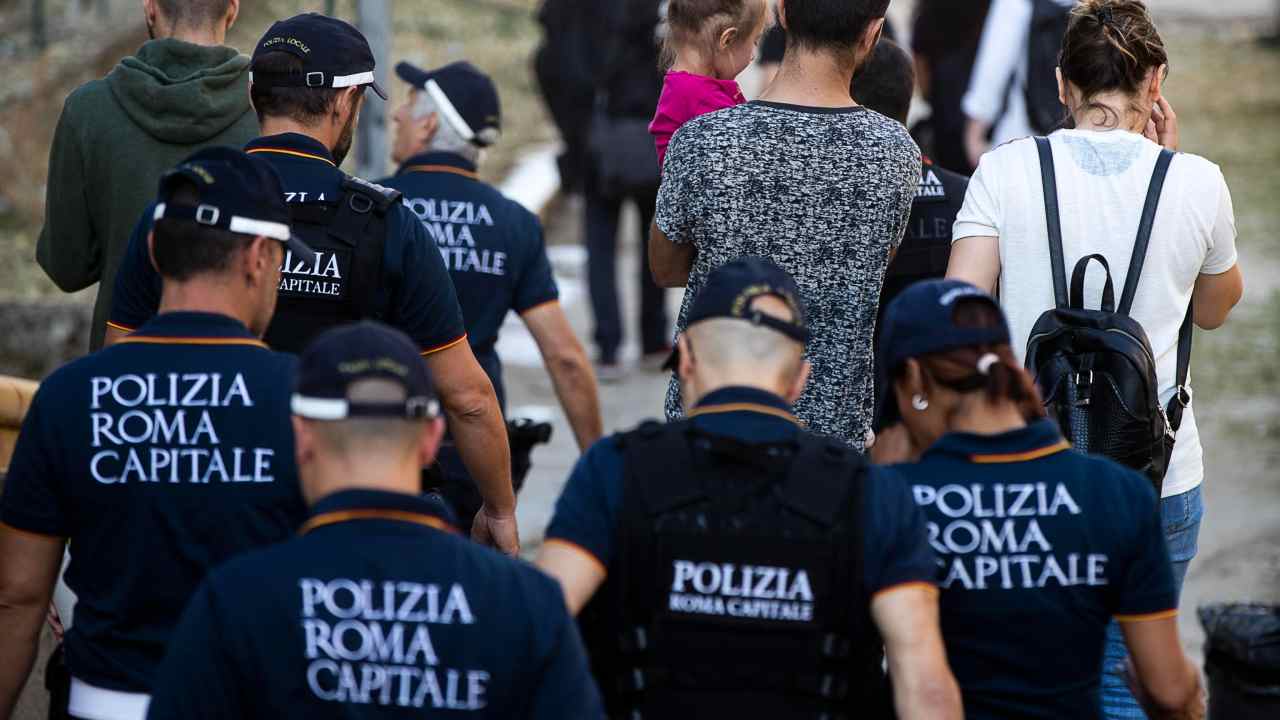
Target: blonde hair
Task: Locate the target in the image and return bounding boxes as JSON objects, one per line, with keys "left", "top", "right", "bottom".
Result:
{"left": 662, "top": 0, "right": 766, "bottom": 68}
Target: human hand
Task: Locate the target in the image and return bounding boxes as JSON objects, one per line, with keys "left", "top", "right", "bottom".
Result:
{"left": 47, "top": 603, "right": 64, "bottom": 643}
{"left": 1144, "top": 96, "right": 1179, "bottom": 151}
{"left": 472, "top": 506, "right": 520, "bottom": 557}
{"left": 1125, "top": 658, "right": 1206, "bottom": 720}
{"left": 964, "top": 117, "right": 993, "bottom": 170}
{"left": 870, "top": 424, "right": 919, "bottom": 465}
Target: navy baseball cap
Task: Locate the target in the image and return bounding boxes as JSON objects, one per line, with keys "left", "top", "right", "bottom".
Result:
{"left": 395, "top": 61, "right": 502, "bottom": 147}
{"left": 153, "top": 147, "right": 315, "bottom": 265}
{"left": 664, "top": 258, "right": 809, "bottom": 371}
{"left": 251, "top": 13, "right": 387, "bottom": 100}
{"left": 292, "top": 322, "right": 439, "bottom": 421}
{"left": 875, "top": 279, "right": 1011, "bottom": 423}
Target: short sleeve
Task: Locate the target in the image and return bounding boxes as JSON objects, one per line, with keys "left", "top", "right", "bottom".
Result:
{"left": 952, "top": 152, "right": 1003, "bottom": 242}
{"left": 513, "top": 215, "right": 560, "bottom": 314}
{"left": 653, "top": 126, "right": 704, "bottom": 245}
{"left": 527, "top": 598, "right": 606, "bottom": 719}
{"left": 388, "top": 210, "right": 469, "bottom": 354}
{"left": 108, "top": 209, "right": 163, "bottom": 332}
{"left": 861, "top": 467, "right": 939, "bottom": 597}
{"left": 147, "top": 579, "right": 248, "bottom": 720}
{"left": 1200, "top": 171, "right": 1238, "bottom": 275}
{"left": 1114, "top": 476, "right": 1178, "bottom": 620}
{"left": 0, "top": 387, "right": 70, "bottom": 537}
{"left": 543, "top": 438, "right": 626, "bottom": 569}
{"left": 889, "top": 145, "right": 923, "bottom": 252}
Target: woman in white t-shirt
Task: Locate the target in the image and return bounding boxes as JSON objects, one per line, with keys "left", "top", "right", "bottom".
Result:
{"left": 948, "top": 1, "right": 1243, "bottom": 717}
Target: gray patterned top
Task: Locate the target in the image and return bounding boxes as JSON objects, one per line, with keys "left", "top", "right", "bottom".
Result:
{"left": 656, "top": 101, "right": 920, "bottom": 446}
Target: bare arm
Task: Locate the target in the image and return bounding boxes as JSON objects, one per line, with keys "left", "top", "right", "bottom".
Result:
{"left": 946, "top": 235, "right": 1001, "bottom": 294}
{"left": 0, "top": 524, "right": 64, "bottom": 718}
{"left": 1191, "top": 265, "right": 1243, "bottom": 330}
{"left": 648, "top": 222, "right": 695, "bottom": 289}
{"left": 872, "top": 585, "right": 964, "bottom": 720}
{"left": 535, "top": 540, "right": 607, "bottom": 616}
{"left": 521, "top": 302, "right": 603, "bottom": 451}
{"left": 1121, "top": 616, "right": 1205, "bottom": 720}
{"left": 423, "top": 343, "right": 518, "bottom": 555}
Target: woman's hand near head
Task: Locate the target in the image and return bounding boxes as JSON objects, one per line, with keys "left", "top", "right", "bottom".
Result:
{"left": 1144, "top": 96, "right": 1179, "bottom": 151}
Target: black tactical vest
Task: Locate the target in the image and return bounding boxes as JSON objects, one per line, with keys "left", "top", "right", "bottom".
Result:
{"left": 580, "top": 421, "right": 892, "bottom": 720}
{"left": 264, "top": 176, "right": 402, "bottom": 353}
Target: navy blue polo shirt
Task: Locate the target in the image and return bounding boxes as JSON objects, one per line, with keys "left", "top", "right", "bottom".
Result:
{"left": 545, "top": 386, "right": 937, "bottom": 599}
{"left": 146, "top": 489, "right": 603, "bottom": 719}
{"left": 0, "top": 312, "right": 306, "bottom": 693}
{"left": 891, "top": 420, "right": 1177, "bottom": 720}
{"left": 109, "top": 134, "right": 468, "bottom": 356}
{"left": 379, "top": 152, "right": 558, "bottom": 408}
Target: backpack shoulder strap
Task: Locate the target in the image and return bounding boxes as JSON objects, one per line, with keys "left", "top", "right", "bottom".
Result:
{"left": 1119, "top": 149, "right": 1176, "bottom": 314}
{"left": 1167, "top": 308, "right": 1194, "bottom": 432}
{"left": 1035, "top": 137, "right": 1069, "bottom": 308}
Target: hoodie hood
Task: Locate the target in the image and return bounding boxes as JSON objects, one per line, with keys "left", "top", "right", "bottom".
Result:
{"left": 107, "top": 38, "right": 253, "bottom": 144}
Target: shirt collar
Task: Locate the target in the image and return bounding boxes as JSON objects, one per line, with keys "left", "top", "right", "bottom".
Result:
{"left": 245, "top": 133, "right": 337, "bottom": 167}
{"left": 121, "top": 311, "right": 266, "bottom": 348}
{"left": 303, "top": 489, "right": 459, "bottom": 535}
{"left": 924, "top": 419, "right": 1071, "bottom": 464}
{"left": 688, "top": 386, "right": 799, "bottom": 443}
{"left": 396, "top": 151, "right": 478, "bottom": 178}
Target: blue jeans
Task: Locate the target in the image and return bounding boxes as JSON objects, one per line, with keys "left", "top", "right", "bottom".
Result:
{"left": 584, "top": 189, "right": 669, "bottom": 362}
{"left": 1100, "top": 485, "right": 1204, "bottom": 718}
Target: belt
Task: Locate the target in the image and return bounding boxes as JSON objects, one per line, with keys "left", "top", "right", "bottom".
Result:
{"left": 68, "top": 678, "right": 150, "bottom": 720}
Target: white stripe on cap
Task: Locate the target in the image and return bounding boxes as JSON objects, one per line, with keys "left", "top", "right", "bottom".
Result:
{"left": 424, "top": 78, "right": 475, "bottom": 142}
{"left": 228, "top": 216, "right": 291, "bottom": 242}
{"left": 154, "top": 203, "right": 292, "bottom": 243}
{"left": 332, "top": 71, "right": 376, "bottom": 89}
{"left": 291, "top": 395, "right": 350, "bottom": 420}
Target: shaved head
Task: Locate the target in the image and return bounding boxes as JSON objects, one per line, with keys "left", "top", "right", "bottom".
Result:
{"left": 305, "top": 379, "right": 427, "bottom": 460}
{"left": 682, "top": 295, "right": 808, "bottom": 397}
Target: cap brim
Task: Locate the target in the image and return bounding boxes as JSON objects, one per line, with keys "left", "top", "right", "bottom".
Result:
{"left": 394, "top": 61, "right": 429, "bottom": 89}
{"left": 285, "top": 233, "right": 318, "bottom": 266}
{"left": 368, "top": 80, "right": 388, "bottom": 101}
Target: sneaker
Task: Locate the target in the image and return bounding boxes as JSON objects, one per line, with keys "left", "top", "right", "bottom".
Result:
{"left": 596, "top": 361, "right": 627, "bottom": 384}
{"left": 640, "top": 345, "right": 673, "bottom": 372}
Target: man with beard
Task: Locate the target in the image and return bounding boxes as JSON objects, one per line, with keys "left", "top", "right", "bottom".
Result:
{"left": 37, "top": 0, "right": 256, "bottom": 352}
{"left": 106, "top": 14, "right": 519, "bottom": 556}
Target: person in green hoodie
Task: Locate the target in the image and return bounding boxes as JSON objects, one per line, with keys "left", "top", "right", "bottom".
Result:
{"left": 36, "top": 0, "right": 257, "bottom": 352}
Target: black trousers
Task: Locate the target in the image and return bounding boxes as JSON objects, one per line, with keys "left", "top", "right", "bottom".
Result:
{"left": 584, "top": 188, "right": 669, "bottom": 362}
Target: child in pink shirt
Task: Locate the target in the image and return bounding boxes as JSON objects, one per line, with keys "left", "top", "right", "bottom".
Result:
{"left": 650, "top": 0, "right": 769, "bottom": 166}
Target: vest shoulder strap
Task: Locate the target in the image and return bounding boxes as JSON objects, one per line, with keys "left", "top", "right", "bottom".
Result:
{"left": 782, "top": 435, "right": 865, "bottom": 528}
{"left": 617, "top": 420, "right": 707, "bottom": 514}
{"left": 341, "top": 175, "right": 403, "bottom": 215}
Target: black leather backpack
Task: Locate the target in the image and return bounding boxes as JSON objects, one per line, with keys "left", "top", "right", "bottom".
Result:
{"left": 1024, "top": 137, "right": 1192, "bottom": 495}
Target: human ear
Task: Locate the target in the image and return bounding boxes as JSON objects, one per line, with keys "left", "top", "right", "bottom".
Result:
{"left": 719, "top": 26, "right": 738, "bottom": 51}
{"left": 1149, "top": 64, "right": 1165, "bottom": 102}
{"left": 786, "top": 360, "right": 811, "bottom": 405}
{"left": 146, "top": 231, "right": 160, "bottom": 274}
{"left": 225, "top": 0, "right": 240, "bottom": 30}
{"left": 1056, "top": 67, "right": 1068, "bottom": 108}
{"left": 776, "top": 0, "right": 788, "bottom": 31}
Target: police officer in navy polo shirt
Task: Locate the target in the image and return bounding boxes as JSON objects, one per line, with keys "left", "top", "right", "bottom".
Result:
{"left": 380, "top": 60, "right": 602, "bottom": 533}
{"left": 146, "top": 322, "right": 603, "bottom": 719}
{"left": 871, "top": 279, "right": 1204, "bottom": 720}
{"left": 0, "top": 148, "right": 311, "bottom": 720}
{"left": 535, "top": 259, "right": 962, "bottom": 719}
{"left": 106, "top": 14, "right": 519, "bottom": 555}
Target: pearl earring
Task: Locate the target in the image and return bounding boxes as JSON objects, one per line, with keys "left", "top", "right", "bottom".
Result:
{"left": 911, "top": 394, "right": 930, "bottom": 411}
